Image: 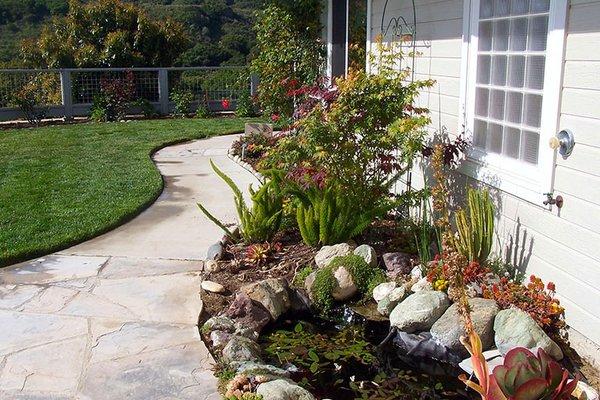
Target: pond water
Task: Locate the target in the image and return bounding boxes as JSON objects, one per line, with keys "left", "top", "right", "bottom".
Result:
{"left": 259, "top": 304, "right": 479, "bottom": 400}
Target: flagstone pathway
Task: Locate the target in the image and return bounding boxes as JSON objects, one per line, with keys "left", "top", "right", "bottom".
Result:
{"left": 0, "top": 134, "right": 257, "bottom": 400}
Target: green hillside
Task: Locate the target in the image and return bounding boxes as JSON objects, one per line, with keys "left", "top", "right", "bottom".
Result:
{"left": 0, "top": 0, "right": 260, "bottom": 67}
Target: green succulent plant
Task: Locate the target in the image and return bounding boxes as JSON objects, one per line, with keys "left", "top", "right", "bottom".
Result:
{"left": 454, "top": 188, "right": 495, "bottom": 264}
{"left": 490, "top": 347, "right": 578, "bottom": 400}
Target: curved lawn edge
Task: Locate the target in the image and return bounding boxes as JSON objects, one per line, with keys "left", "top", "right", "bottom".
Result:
{"left": 0, "top": 118, "right": 261, "bottom": 267}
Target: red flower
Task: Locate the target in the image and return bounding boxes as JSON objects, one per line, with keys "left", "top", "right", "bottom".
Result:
{"left": 221, "top": 98, "right": 230, "bottom": 110}
{"left": 547, "top": 282, "right": 556, "bottom": 291}
{"left": 271, "top": 113, "right": 280, "bottom": 122}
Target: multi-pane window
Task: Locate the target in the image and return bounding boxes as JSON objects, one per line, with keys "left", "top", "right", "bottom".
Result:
{"left": 473, "top": 0, "right": 550, "bottom": 165}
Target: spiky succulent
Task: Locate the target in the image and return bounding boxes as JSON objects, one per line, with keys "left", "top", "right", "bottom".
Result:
{"left": 491, "top": 347, "right": 578, "bottom": 400}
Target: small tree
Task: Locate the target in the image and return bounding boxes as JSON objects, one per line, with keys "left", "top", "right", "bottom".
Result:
{"left": 251, "top": 1, "right": 324, "bottom": 118}
{"left": 21, "top": 0, "right": 190, "bottom": 68}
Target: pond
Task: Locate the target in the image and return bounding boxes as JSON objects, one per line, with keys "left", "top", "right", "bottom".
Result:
{"left": 259, "top": 304, "right": 478, "bottom": 400}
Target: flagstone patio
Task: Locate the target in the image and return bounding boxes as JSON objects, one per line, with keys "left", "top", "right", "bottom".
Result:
{"left": 0, "top": 134, "right": 257, "bottom": 399}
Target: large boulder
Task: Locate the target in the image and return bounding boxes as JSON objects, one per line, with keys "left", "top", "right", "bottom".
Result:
{"left": 241, "top": 278, "right": 291, "bottom": 321}
{"left": 494, "top": 308, "right": 563, "bottom": 360}
{"left": 372, "top": 282, "right": 397, "bottom": 302}
{"left": 430, "top": 298, "right": 499, "bottom": 355}
{"left": 377, "top": 286, "right": 407, "bottom": 317}
{"left": 222, "top": 336, "right": 262, "bottom": 364}
{"left": 383, "top": 252, "right": 414, "bottom": 278}
{"left": 354, "top": 244, "right": 377, "bottom": 267}
{"left": 389, "top": 291, "right": 450, "bottom": 333}
{"left": 305, "top": 266, "right": 358, "bottom": 302}
{"left": 257, "top": 379, "right": 315, "bottom": 400}
{"left": 225, "top": 292, "right": 271, "bottom": 333}
{"left": 314, "top": 243, "right": 353, "bottom": 268}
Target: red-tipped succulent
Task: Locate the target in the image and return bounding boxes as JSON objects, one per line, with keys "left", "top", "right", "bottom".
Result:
{"left": 491, "top": 347, "right": 578, "bottom": 400}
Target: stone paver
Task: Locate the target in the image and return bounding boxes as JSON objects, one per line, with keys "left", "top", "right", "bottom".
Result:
{"left": 0, "top": 134, "right": 257, "bottom": 399}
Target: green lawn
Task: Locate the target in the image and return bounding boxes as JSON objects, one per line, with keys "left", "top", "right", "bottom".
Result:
{"left": 0, "top": 117, "right": 259, "bottom": 267}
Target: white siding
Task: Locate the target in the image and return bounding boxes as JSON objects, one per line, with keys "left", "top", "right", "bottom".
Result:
{"left": 370, "top": 0, "right": 600, "bottom": 361}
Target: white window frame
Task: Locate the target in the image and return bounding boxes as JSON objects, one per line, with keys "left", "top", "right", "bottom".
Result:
{"left": 458, "top": 0, "right": 569, "bottom": 205}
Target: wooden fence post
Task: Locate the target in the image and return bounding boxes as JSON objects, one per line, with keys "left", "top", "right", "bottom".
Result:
{"left": 60, "top": 69, "right": 73, "bottom": 120}
{"left": 158, "top": 69, "right": 170, "bottom": 115}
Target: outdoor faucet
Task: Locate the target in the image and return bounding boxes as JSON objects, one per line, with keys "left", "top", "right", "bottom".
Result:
{"left": 543, "top": 192, "right": 563, "bottom": 208}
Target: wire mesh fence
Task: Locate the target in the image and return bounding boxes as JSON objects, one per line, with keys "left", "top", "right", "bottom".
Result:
{"left": 0, "top": 66, "right": 253, "bottom": 121}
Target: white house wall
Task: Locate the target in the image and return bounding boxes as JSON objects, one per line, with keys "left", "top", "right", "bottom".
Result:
{"left": 369, "top": 0, "right": 600, "bottom": 363}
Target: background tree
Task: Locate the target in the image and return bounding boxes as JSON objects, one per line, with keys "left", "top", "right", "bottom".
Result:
{"left": 251, "top": 0, "right": 324, "bottom": 118}
{"left": 20, "top": 0, "right": 190, "bottom": 68}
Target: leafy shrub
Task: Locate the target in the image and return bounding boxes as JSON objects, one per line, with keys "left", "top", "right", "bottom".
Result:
{"left": 289, "top": 181, "right": 389, "bottom": 246}
{"left": 90, "top": 71, "right": 136, "bottom": 122}
{"left": 454, "top": 188, "right": 495, "bottom": 264}
{"left": 171, "top": 89, "right": 194, "bottom": 118}
{"left": 10, "top": 73, "right": 61, "bottom": 125}
{"left": 197, "top": 161, "right": 283, "bottom": 243}
{"left": 134, "top": 98, "right": 157, "bottom": 118}
{"left": 235, "top": 90, "right": 257, "bottom": 117}
{"left": 195, "top": 94, "right": 214, "bottom": 119}
{"left": 262, "top": 41, "right": 433, "bottom": 213}
{"left": 251, "top": 2, "right": 324, "bottom": 117}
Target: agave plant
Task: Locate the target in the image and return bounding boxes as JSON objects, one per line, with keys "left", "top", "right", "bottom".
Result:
{"left": 461, "top": 333, "right": 578, "bottom": 400}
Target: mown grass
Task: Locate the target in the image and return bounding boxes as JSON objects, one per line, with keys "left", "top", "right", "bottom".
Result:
{"left": 0, "top": 117, "right": 261, "bottom": 267}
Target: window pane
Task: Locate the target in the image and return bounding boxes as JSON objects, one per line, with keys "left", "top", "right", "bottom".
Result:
{"left": 511, "top": 0, "right": 529, "bottom": 15}
{"left": 526, "top": 56, "right": 545, "bottom": 90}
{"left": 492, "top": 55, "right": 508, "bottom": 85}
{"left": 481, "top": 0, "right": 494, "bottom": 18}
{"left": 524, "top": 94, "right": 542, "bottom": 127}
{"left": 477, "top": 55, "right": 492, "bottom": 84}
{"left": 494, "top": 0, "right": 510, "bottom": 16}
{"left": 530, "top": 0, "right": 550, "bottom": 12}
{"left": 487, "top": 123, "right": 504, "bottom": 153}
{"left": 479, "top": 21, "right": 493, "bottom": 51}
{"left": 504, "top": 127, "right": 521, "bottom": 158}
{"left": 521, "top": 130, "right": 539, "bottom": 164}
{"left": 476, "top": 88, "right": 490, "bottom": 117}
{"left": 528, "top": 16, "right": 548, "bottom": 51}
{"left": 506, "top": 91, "right": 523, "bottom": 123}
{"left": 493, "top": 20, "right": 510, "bottom": 51}
{"left": 508, "top": 55, "right": 525, "bottom": 87}
{"left": 474, "top": 119, "right": 488, "bottom": 148}
{"left": 510, "top": 18, "right": 528, "bottom": 51}
{"left": 490, "top": 90, "right": 506, "bottom": 120}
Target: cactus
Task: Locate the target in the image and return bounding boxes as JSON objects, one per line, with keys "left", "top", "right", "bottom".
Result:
{"left": 454, "top": 188, "right": 495, "bottom": 264}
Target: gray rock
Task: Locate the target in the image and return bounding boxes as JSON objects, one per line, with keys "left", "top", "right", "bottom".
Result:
{"left": 206, "top": 242, "right": 224, "bottom": 261}
{"left": 209, "top": 330, "right": 232, "bottom": 349}
{"left": 235, "top": 362, "right": 290, "bottom": 378}
{"left": 257, "top": 379, "right": 315, "bottom": 400}
{"left": 389, "top": 291, "right": 449, "bottom": 333}
{"left": 411, "top": 265, "right": 424, "bottom": 281}
{"left": 372, "top": 282, "right": 397, "bottom": 302}
{"left": 354, "top": 244, "right": 377, "bottom": 267}
{"left": 201, "top": 280, "right": 225, "bottom": 293}
{"left": 383, "top": 252, "right": 413, "bottom": 278}
{"left": 241, "top": 278, "right": 290, "bottom": 321}
{"left": 235, "top": 326, "right": 259, "bottom": 341}
{"left": 222, "top": 336, "right": 262, "bottom": 364}
{"left": 411, "top": 277, "right": 433, "bottom": 292}
{"left": 225, "top": 293, "right": 271, "bottom": 333}
{"left": 430, "top": 298, "right": 499, "bottom": 355}
{"left": 494, "top": 308, "right": 563, "bottom": 360}
{"left": 202, "top": 316, "right": 235, "bottom": 333}
{"left": 288, "top": 288, "right": 311, "bottom": 313}
{"left": 377, "top": 287, "right": 407, "bottom": 317}
{"left": 331, "top": 266, "right": 357, "bottom": 301}
{"left": 314, "top": 243, "right": 353, "bottom": 268}
{"left": 204, "top": 260, "right": 221, "bottom": 273}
